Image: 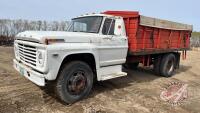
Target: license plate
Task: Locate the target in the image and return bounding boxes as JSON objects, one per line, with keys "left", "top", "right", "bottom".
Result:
{"left": 19, "top": 67, "right": 24, "bottom": 76}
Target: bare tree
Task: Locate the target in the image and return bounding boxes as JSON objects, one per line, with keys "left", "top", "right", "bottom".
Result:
{"left": 0, "top": 19, "right": 69, "bottom": 46}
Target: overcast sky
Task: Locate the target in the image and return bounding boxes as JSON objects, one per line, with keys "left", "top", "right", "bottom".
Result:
{"left": 0, "top": 0, "right": 199, "bottom": 31}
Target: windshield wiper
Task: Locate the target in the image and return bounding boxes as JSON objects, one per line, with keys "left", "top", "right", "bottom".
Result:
{"left": 73, "top": 31, "right": 87, "bottom": 33}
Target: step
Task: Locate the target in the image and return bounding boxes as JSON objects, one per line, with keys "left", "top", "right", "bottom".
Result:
{"left": 100, "top": 71, "right": 127, "bottom": 81}
{"left": 98, "top": 65, "right": 127, "bottom": 81}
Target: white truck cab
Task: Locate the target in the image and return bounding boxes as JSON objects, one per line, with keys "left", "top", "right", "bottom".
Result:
{"left": 13, "top": 14, "right": 128, "bottom": 103}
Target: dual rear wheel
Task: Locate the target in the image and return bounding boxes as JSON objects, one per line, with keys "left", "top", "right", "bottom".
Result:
{"left": 154, "top": 53, "right": 177, "bottom": 77}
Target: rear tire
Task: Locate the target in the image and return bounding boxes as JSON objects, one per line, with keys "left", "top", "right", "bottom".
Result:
{"left": 55, "top": 61, "right": 93, "bottom": 104}
{"left": 160, "top": 54, "right": 176, "bottom": 77}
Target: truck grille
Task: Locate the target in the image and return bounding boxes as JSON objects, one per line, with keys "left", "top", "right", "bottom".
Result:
{"left": 18, "top": 43, "right": 37, "bottom": 66}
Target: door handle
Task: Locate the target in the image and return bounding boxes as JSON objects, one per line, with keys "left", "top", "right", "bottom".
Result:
{"left": 121, "top": 38, "right": 127, "bottom": 41}
{"left": 103, "top": 37, "right": 112, "bottom": 40}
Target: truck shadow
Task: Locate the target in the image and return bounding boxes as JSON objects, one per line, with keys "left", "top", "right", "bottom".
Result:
{"left": 90, "top": 67, "right": 158, "bottom": 96}
{"left": 175, "top": 65, "right": 192, "bottom": 74}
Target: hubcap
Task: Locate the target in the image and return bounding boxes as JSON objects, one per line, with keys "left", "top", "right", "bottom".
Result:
{"left": 67, "top": 71, "right": 87, "bottom": 95}
{"left": 166, "top": 59, "right": 174, "bottom": 74}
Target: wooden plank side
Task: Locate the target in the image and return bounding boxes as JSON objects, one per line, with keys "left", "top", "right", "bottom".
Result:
{"left": 140, "top": 15, "right": 193, "bottom": 31}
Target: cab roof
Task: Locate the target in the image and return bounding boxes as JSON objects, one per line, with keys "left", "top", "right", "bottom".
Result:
{"left": 73, "top": 13, "right": 120, "bottom": 19}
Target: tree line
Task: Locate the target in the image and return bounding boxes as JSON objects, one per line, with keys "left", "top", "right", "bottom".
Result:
{"left": 0, "top": 19, "right": 69, "bottom": 37}
{"left": 0, "top": 19, "right": 69, "bottom": 45}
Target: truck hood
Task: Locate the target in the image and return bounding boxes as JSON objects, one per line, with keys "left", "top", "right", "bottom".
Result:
{"left": 16, "top": 31, "right": 100, "bottom": 43}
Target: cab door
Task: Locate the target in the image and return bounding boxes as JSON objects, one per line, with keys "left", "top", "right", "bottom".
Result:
{"left": 98, "top": 17, "right": 128, "bottom": 67}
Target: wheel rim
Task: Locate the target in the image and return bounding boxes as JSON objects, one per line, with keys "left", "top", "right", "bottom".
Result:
{"left": 67, "top": 70, "right": 87, "bottom": 95}
{"left": 166, "top": 59, "right": 174, "bottom": 74}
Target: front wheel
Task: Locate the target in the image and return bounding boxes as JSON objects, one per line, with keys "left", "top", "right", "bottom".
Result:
{"left": 55, "top": 61, "right": 93, "bottom": 104}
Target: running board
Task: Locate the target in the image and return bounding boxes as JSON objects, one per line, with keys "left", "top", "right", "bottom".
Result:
{"left": 98, "top": 65, "right": 127, "bottom": 81}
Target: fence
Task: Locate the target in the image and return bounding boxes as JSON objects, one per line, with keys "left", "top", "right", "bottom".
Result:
{"left": 190, "top": 37, "right": 200, "bottom": 47}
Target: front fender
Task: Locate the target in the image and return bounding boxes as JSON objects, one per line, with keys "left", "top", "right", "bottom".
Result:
{"left": 44, "top": 43, "right": 99, "bottom": 80}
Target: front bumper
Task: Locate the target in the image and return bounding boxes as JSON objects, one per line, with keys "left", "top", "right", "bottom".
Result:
{"left": 13, "top": 59, "right": 45, "bottom": 86}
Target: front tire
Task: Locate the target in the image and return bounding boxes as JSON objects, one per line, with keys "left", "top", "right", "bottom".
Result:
{"left": 55, "top": 61, "right": 93, "bottom": 104}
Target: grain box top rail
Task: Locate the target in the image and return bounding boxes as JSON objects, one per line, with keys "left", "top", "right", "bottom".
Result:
{"left": 140, "top": 15, "right": 193, "bottom": 31}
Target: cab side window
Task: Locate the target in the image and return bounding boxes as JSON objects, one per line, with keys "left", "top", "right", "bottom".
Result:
{"left": 102, "top": 18, "right": 115, "bottom": 35}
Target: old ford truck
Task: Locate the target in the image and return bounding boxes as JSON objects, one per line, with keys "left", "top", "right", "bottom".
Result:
{"left": 13, "top": 11, "right": 192, "bottom": 103}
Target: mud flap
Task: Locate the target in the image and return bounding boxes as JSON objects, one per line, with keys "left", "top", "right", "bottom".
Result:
{"left": 175, "top": 52, "right": 181, "bottom": 69}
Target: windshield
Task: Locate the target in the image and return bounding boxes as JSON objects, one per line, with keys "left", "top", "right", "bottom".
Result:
{"left": 67, "top": 16, "right": 103, "bottom": 33}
